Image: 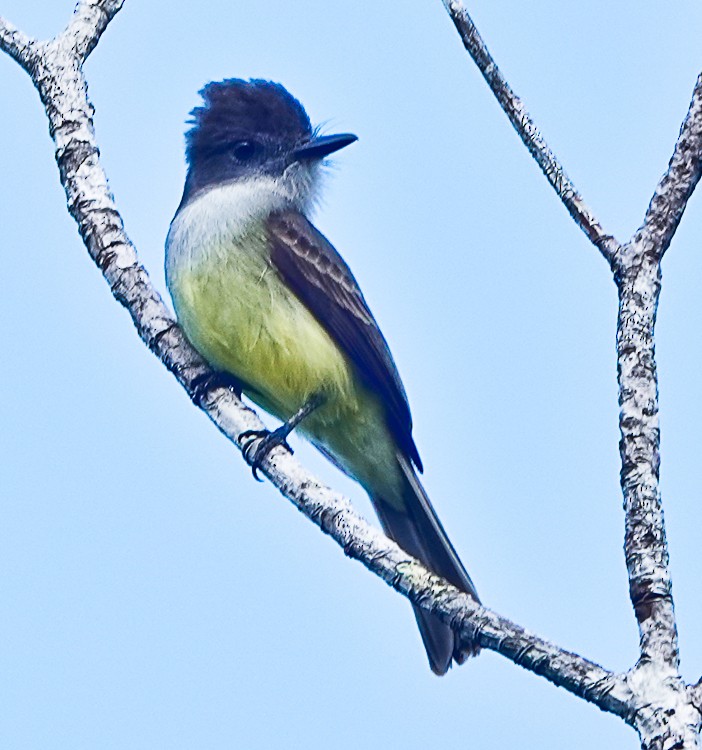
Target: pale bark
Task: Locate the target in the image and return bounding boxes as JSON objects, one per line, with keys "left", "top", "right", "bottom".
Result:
{"left": 2, "top": 2, "right": 702, "bottom": 748}
{"left": 615, "top": 76, "right": 702, "bottom": 673}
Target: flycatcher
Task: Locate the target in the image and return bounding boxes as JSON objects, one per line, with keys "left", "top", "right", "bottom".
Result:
{"left": 165, "top": 79, "right": 479, "bottom": 674}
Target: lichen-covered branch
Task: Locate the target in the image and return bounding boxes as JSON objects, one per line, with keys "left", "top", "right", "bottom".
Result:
{"left": 614, "top": 242, "right": 676, "bottom": 670}
{"left": 0, "top": 14, "right": 38, "bottom": 69}
{"left": 61, "top": 0, "right": 125, "bottom": 61}
{"left": 440, "top": 0, "right": 620, "bottom": 263}
{"left": 610, "top": 74, "right": 702, "bottom": 677}
{"left": 634, "top": 73, "right": 702, "bottom": 259}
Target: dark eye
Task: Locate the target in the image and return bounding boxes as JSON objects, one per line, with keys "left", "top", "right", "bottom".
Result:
{"left": 231, "top": 140, "right": 259, "bottom": 161}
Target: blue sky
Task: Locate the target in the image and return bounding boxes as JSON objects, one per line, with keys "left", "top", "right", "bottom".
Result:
{"left": 1, "top": 1, "right": 701, "bottom": 748}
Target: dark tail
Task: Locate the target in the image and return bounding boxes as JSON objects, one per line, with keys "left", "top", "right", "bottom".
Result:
{"left": 372, "top": 455, "right": 480, "bottom": 675}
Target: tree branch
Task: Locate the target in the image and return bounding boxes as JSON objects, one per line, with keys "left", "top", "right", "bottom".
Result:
{"left": 611, "top": 71, "right": 702, "bottom": 674}
{"left": 609, "top": 74, "right": 702, "bottom": 674}
{"left": 438, "top": 0, "right": 700, "bottom": 689}
{"left": 632, "top": 73, "right": 702, "bottom": 260}
{"left": 0, "top": 15, "right": 38, "bottom": 70}
{"left": 615, "top": 239, "right": 676, "bottom": 669}
{"left": 260, "top": 439, "right": 635, "bottom": 719}
{"left": 440, "top": 0, "right": 620, "bottom": 263}
{"left": 438, "top": 2, "right": 702, "bottom": 745}
{"left": 60, "top": 0, "right": 125, "bottom": 62}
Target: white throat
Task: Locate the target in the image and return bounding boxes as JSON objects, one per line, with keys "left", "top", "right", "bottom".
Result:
{"left": 165, "top": 162, "right": 322, "bottom": 279}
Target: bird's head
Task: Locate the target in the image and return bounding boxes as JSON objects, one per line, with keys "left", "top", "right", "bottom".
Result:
{"left": 182, "top": 79, "right": 357, "bottom": 205}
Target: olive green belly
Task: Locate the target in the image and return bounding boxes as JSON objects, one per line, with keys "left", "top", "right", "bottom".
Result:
{"left": 173, "top": 256, "right": 353, "bottom": 408}
{"left": 169, "top": 242, "right": 402, "bottom": 500}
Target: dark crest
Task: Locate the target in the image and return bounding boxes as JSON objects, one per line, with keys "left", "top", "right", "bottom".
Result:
{"left": 185, "top": 79, "right": 312, "bottom": 165}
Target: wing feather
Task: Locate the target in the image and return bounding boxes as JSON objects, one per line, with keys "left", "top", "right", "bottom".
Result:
{"left": 266, "top": 211, "right": 422, "bottom": 470}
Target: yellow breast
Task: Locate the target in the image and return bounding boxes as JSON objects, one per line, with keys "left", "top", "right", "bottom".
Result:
{"left": 167, "top": 220, "right": 358, "bottom": 425}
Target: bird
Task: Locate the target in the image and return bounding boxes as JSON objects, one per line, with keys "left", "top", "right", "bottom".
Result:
{"left": 165, "top": 78, "right": 480, "bottom": 674}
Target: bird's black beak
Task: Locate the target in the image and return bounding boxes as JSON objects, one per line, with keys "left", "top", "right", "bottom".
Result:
{"left": 293, "top": 133, "right": 358, "bottom": 161}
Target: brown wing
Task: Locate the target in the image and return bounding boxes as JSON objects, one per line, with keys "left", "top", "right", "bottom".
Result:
{"left": 266, "top": 211, "right": 422, "bottom": 471}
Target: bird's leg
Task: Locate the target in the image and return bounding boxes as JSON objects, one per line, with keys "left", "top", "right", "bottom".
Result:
{"left": 190, "top": 370, "right": 244, "bottom": 407}
{"left": 241, "top": 393, "right": 326, "bottom": 481}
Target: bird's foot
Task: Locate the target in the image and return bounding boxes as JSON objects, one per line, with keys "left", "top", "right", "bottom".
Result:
{"left": 190, "top": 370, "right": 242, "bottom": 407}
{"left": 239, "top": 393, "right": 326, "bottom": 481}
{"left": 240, "top": 427, "right": 294, "bottom": 482}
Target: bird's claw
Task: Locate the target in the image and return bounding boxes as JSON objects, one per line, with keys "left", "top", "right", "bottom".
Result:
{"left": 240, "top": 428, "right": 294, "bottom": 481}
{"left": 190, "top": 371, "right": 242, "bottom": 407}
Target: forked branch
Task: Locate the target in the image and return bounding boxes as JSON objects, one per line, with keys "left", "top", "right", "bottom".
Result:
{"left": 440, "top": 2, "right": 702, "bottom": 747}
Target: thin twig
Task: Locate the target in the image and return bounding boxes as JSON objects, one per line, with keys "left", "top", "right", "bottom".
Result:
{"left": 440, "top": 0, "right": 620, "bottom": 263}
{"left": 60, "top": 0, "right": 125, "bottom": 62}
{"left": 631, "top": 73, "right": 702, "bottom": 261}
{"left": 0, "top": 15, "right": 38, "bottom": 70}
